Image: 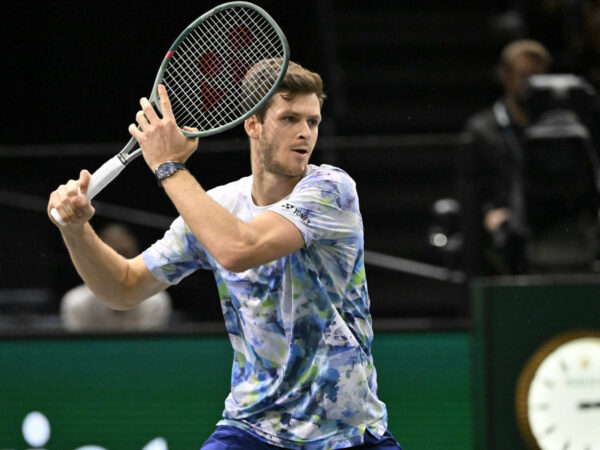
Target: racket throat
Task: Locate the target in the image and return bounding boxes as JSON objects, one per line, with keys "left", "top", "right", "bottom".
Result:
{"left": 117, "top": 153, "right": 129, "bottom": 165}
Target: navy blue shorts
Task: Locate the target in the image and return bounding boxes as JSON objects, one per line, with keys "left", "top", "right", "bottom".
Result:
{"left": 201, "top": 425, "right": 403, "bottom": 449}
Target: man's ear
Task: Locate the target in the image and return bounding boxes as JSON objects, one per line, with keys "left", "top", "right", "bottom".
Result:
{"left": 244, "top": 115, "right": 261, "bottom": 139}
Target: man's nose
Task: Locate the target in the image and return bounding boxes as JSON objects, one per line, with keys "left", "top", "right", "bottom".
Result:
{"left": 297, "top": 121, "right": 311, "bottom": 139}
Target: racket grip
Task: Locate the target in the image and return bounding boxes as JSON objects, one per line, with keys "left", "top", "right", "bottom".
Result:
{"left": 86, "top": 155, "right": 127, "bottom": 200}
{"left": 50, "top": 155, "right": 127, "bottom": 227}
{"left": 50, "top": 207, "right": 67, "bottom": 226}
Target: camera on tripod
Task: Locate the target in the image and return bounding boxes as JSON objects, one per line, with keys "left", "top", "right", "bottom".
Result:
{"left": 518, "top": 74, "right": 600, "bottom": 271}
{"left": 520, "top": 74, "right": 600, "bottom": 231}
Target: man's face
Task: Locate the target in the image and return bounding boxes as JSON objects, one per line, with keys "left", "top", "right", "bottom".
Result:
{"left": 255, "top": 92, "right": 321, "bottom": 178}
{"left": 503, "top": 54, "right": 547, "bottom": 100}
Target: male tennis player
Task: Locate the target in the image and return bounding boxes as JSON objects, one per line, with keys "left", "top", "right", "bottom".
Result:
{"left": 48, "top": 61, "right": 402, "bottom": 450}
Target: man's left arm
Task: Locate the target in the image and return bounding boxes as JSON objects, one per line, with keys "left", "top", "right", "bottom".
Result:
{"left": 161, "top": 170, "right": 305, "bottom": 272}
{"left": 129, "top": 84, "right": 304, "bottom": 272}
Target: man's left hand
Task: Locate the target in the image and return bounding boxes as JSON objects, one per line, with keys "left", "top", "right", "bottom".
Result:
{"left": 129, "top": 84, "right": 199, "bottom": 171}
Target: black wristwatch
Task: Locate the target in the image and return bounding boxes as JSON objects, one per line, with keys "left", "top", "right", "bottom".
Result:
{"left": 154, "top": 161, "right": 186, "bottom": 186}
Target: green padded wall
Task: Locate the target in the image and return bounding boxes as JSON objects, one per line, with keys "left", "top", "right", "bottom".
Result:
{"left": 0, "top": 332, "right": 472, "bottom": 449}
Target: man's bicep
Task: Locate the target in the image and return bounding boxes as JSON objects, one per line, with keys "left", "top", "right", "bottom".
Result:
{"left": 128, "top": 255, "right": 171, "bottom": 302}
{"left": 246, "top": 211, "right": 305, "bottom": 264}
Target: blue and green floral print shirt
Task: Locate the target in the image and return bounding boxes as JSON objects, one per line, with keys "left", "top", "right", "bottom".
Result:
{"left": 143, "top": 164, "right": 388, "bottom": 449}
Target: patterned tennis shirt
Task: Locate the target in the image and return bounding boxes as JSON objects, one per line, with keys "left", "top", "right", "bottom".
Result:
{"left": 143, "top": 164, "right": 388, "bottom": 449}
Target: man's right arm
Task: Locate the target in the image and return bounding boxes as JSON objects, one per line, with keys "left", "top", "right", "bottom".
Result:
{"left": 48, "top": 170, "right": 168, "bottom": 310}
{"left": 61, "top": 224, "right": 167, "bottom": 310}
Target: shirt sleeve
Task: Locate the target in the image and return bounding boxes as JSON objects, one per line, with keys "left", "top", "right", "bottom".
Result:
{"left": 142, "top": 216, "right": 213, "bottom": 284}
{"left": 268, "top": 167, "right": 362, "bottom": 247}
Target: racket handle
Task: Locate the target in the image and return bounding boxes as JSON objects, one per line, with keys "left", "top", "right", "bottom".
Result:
{"left": 86, "top": 154, "right": 127, "bottom": 200}
{"left": 50, "top": 155, "right": 127, "bottom": 227}
{"left": 50, "top": 207, "right": 67, "bottom": 226}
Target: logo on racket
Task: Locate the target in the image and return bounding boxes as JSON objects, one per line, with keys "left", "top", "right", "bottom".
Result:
{"left": 194, "top": 25, "right": 268, "bottom": 112}
{"left": 228, "top": 25, "right": 253, "bottom": 50}
{"left": 199, "top": 52, "right": 223, "bottom": 78}
{"left": 200, "top": 81, "right": 228, "bottom": 112}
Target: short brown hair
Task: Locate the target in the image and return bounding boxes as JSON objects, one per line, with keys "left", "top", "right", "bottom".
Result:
{"left": 500, "top": 39, "right": 553, "bottom": 70}
{"left": 242, "top": 59, "right": 326, "bottom": 122}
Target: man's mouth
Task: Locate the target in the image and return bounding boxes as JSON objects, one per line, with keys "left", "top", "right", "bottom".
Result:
{"left": 292, "top": 149, "right": 308, "bottom": 155}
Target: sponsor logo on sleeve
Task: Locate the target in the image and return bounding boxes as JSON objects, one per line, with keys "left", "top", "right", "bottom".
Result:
{"left": 282, "top": 203, "right": 311, "bottom": 224}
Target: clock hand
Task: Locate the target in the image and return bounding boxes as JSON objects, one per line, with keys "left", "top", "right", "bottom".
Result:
{"left": 578, "top": 401, "right": 600, "bottom": 409}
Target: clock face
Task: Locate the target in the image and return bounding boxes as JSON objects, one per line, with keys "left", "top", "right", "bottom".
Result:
{"left": 526, "top": 337, "right": 600, "bottom": 450}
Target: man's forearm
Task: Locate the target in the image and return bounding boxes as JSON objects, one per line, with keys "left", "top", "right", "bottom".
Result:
{"left": 160, "top": 169, "right": 255, "bottom": 271}
{"left": 61, "top": 223, "right": 137, "bottom": 310}
{"left": 160, "top": 169, "right": 304, "bottom": 272}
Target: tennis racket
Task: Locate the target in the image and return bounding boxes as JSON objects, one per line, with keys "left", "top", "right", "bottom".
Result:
{"left": 51, "top": 1, "right": 289, "bottom": 225}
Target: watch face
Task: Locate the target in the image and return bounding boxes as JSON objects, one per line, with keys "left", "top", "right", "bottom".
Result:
{"left": 156, "top": 163, "right": 175, "bottom": 180}
{"left": 524, "top": 336, "right": 600, "bottom": 449}
{"left": 155, "top": 162, "right": 185, "bottom": 181}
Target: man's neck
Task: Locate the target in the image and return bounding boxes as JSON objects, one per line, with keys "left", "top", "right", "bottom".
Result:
{"left": 251, "top": 169, "right": 302, "bottom": 206}
{"left": 505, "top": 95, "right": 529, "bottom": 128}
{"left": 248, "top": 141, "right": 307, "bottom": 206}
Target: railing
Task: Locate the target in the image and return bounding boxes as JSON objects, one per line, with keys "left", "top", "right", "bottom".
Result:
{"left": 0, "top": 133, "right": 470, "bottom": 328}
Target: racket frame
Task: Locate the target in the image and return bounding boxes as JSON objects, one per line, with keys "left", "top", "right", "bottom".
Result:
{"left": 51, "top": 2, "right": 289, "bottom": 226}
{"left": 121, "top": 1, "right": 289, "bottom": 166}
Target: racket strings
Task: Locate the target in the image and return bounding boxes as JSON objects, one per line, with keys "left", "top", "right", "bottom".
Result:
{"left": 169, "top": 38, "right": 229, "bottom": 125}
{"left": 202, "top": 9, "right": 280, "bottom": 95}
{"left": 165, "top": 32, "right": 225, "bottom": 123}
{"left": 177, "top": 11, "right": 275, "bottom": 121}
{"left": 168, "top": 24, "right": 249, "bottom": 126}
{"left": 161, "top": 6, "right": 286, "bottom": 132}
{"left": 166, "top": 9, "right": 279, "bottom": 126}
{"left": 207, "top": 10, "right": 279, "bottom": 103}
{"left": 181, "top": 18, "right": 248, "bottom": 123}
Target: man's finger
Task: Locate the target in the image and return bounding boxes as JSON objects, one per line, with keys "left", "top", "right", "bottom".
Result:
{"left": 140, "top": 97, "right": 160, "bottom": 123}
{"left": 182, "top": 126, "right": 200, "bottom": 140}
{"left": 56, "top": 193, "right": 77, "bottom": 221}
{"left": 157, "top": 84, "right": 174, "bottom": 119}
{"left": 65, "top": 179, "right": 79, "bottom": 197}
{"left": 129, "top": 123, "right": 143, "bottom": 140}
{"left": 78, "top": 170, "right": 91, "bottom": 196}
{"left": 73, "top": 194, "right": 91, "bottom": 216}
{"left": 135, "top": 111, "right": 149, "bottom": 129}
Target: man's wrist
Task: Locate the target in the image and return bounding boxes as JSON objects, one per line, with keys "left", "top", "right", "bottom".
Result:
{"left": 60, "top": 221, "right": 92, "bottom": 242}
{"left": 154, "top": 161, "right": 187, "bottom": 186}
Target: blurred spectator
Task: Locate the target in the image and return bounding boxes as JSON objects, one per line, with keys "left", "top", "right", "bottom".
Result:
{"left": 463, "top": 39, "right": 600, "bottom": 274}
{"left": 60, "top": 224, "right": 171, "bottom": 331}
{"left": 491, "top": 1, "right": 600, "bottom": 91}
{"left": 463, "top": 39, "right": 553, "bottom": 274}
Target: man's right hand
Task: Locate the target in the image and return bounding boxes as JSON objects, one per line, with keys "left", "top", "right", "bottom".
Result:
{"left": 48, "top": 170, "right": 96, "bottom": 229}
{"left": 484, "top": 207, "right": 510, "bottom": 234}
